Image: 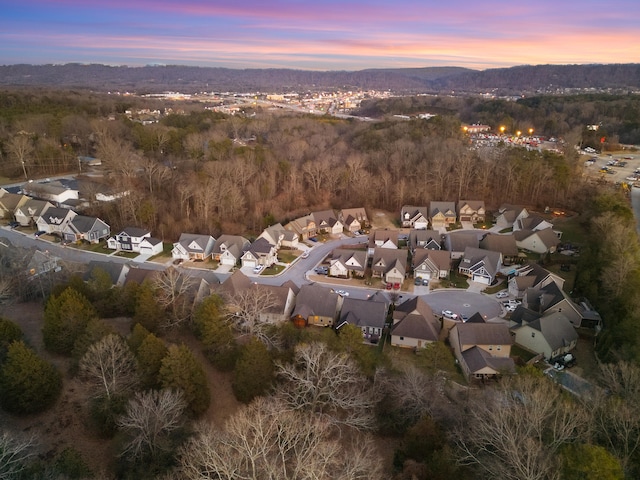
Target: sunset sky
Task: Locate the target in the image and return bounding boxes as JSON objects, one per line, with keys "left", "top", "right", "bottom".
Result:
{"left": 1, "top": 0, "right": 639, "bottom": 71}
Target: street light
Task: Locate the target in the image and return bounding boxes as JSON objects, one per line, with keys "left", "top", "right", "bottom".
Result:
{"left": 500, "top": 126, "right": 505, "bottom": 135}
{"left": 529, "top": 128, "right": 534, "bottom": 136}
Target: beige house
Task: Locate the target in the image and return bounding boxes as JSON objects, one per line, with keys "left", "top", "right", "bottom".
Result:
{"left": 429, "top": 202, "right": 457, "bottom": 229}
{"left": 511, "top": 310, "right": 578, "bottom": 360}
{"left": 457, "top": 200, "right": 486, "bottom": 223}
{"left": 340, "top": 207, "right": 368, "bottom": 233}
{"left": 412, "top": 249, "right": 451, "bottom": 280}
{"left": 391, "top": 297, "right": 441, "bottom": 349}
{"left": 507, "top": 263, "right": 565, "bottom": 299}
{"left": 514, "top": 227, "right": 559, "bottom": 254}
{"left": 371, "top": 248, "right": 407, "bottom": 285}
{"left": 312, "top": 209, "right": 343, "bottom": 235}
{"left": 329, "top": 248, "right": 367, "bottom": 278}
{"left": 285, "top": 214, "right": 317, "bottom": 240}
{"left": 291, "top": 284, "right": 342, "bottom": 327}
{"left": 449, "top": 322, "right": 515, "bottom": 380}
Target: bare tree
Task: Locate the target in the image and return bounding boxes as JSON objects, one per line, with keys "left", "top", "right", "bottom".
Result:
{"left": 454, "top": 374, "right": 589, "bottom": 480}
{"left": 152, "top": 267, "right": 197, "bottom": 329}
{"left": 116, "top": 389, "right": 187, "bottom": 460}
{"left": 226, "top": 285, "right": 279, "bottom": 347}
{"left": 0, "top": 430, "right": 37, "bottom": 480}
{"left": 6, "top": 133, "right": 34, "bottom": 179}
{"left": 79, "top": 334, "right": 139, "bottom": 400}
{"left": 178, "top": 396, "right": 383, "bottom": 480}
{"left": 274, "top": 342, "right": 377, "bottom": 430}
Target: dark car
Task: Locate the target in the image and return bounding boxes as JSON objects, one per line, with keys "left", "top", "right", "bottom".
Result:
{"left": 34, "top": 230, "right": 46, "bottom": 237}
{"left": 8, "top": 221, "right": 19, "bottom": 229}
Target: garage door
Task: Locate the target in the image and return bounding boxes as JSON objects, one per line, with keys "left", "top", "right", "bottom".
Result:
{"left": 472, "top": 274, "right": 490, "bottom": 285}
{"left": 243, "top": 259, "right": 256, "bottom": 268}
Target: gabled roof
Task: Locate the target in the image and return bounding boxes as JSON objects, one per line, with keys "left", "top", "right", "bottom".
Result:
{"left": 312, "top": 209, "right": 341, "bottom": 228}
{"left": 454, "top": 322, "right": 513, "bottom": 349}
{"left": 511, "top": 262, "right": 563, "bottom": 290}
{"left": 292, "top": 284, "right": 340, "bottom": 319}
{"left": 177, "top": 233, "right": 216, "bottom": 254}
{"left": 459, "top": 246, "right": 502, "bottom": 277}
{"left": 331, "top": 248, "right": 367, "bottom": 271}
{"left": 429, "top": 201, "right": 456, "bottom": 218}
{"left": 285, "top": 215, "right": 315, "bottom": 235}
{"left": 409, "top": 229, "right": 441, "bottom": 249}
{"left": 393, "top": 296, "right": 435, "bottom": 322}
{"left": 213, "top": 234, "right": 250, "bottom": 255}
{"left": 219, "top": 270, "right": 253, "bottom": 296}
{"left": 521, "top": 311, "right": 578, "bottom": 351}
{"left": 368, "top": 229, "right": 399, "bottom": 249}
{"left": 445, "top": 231, "right": 479, "bottom": 252}
{"left": 83, "top": 260, "right": 129, "bottom": 286}
{"left": 412, "top": 249, "right": 451, "bottom": 271}
{"left": 401, "top": 205, "right": 429, "bottom": 222}
{"left": 17, "top": 198, "right": 52, "bottom": 217}
{"left": 479, "top": 233, "right": 518, "bottom": 256}
{"left": 337, "top": 297, "right": 387, "bottom": 330}
{"left": 517, "top": 215, "right": 550, "bottom": 231}
{"left": 391, "top": 313, "right": 440, "bottom": 342}
{"left": 462, "top": 346, "right": 516, "bottom": 375}
{"left": 120, "top": 226, "right": 150, "bottom": 238}
{"left": 69, "top": 215, "right": 108, "bottom": 233}
{"left": 0, "top": 191, "right": 28, "bottom": 211}
{"left": 371, "top": 248, "right": 407, "bottom": 276}
{"left": 248, "top": 237, "right": 275, "bottom": 255}
{"left": 38, "top": 207, "right": 75, "bottom": 225}
{"left": 340, "top": 207, "right": 368, "bottom": 223}
{"left": 457, "top": 200, "right": 485, "bottom": 213}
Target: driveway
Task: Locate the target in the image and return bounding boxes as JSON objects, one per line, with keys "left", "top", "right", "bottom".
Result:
{"left": 421, "top": 289, "right": 503, "bottom": 321}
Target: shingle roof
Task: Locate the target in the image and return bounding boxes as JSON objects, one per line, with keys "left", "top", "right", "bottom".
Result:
{"left": 391, "top": 313, "right": 440, "bottom": 342}
{"left": 338, "top": 297, "right": 388, "bottom": 330}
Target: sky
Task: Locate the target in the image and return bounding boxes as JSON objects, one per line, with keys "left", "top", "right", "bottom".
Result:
{"left": 1, "top": 0, "right": 639, "bottom": 71}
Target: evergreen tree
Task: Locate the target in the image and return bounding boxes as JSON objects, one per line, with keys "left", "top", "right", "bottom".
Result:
{"left": 0, "top": 341, "right": 62, "bottom": 413}
{"left": 136, "top": 333, "right": 168, "bottom": 389}
{"left": 232, "top": 338, "right": 274, "bottom": 403}
{"left": 159, "top": 344, "right": 210, "bottom": 417}
{"left": 193, "top": 295, "right": 237, "bottom": 371}
{"left": 42, "top": 287, "right": 97, "bottom": 355}
{"left": 0, "top": 316, "right": 22, "bottom": 362}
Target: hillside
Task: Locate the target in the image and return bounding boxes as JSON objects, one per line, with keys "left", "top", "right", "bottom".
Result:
{"left": 1, "top": 63, "right": 639, "bottom": 94}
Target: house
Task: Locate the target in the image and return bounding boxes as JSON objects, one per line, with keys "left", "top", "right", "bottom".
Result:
{"left": 429, "top": 201, "right": 457, "bottom": 229}
{"left": 212, "top": 234, "right": 250, "bottom": 266}
{"left": 14, "top": 199, "right": 54, "bottom": 227}
{"left": 312, "top": 209, "right": 344, "bottom": 235}
{"left": 457, "top": 200, "right": 486, "bottom": 224}
{"left": 220, "top": 271, "right": 296, "bottom": 324}
{"left": 449, "top": 322, "right": 515, "bottom": 380}
{"left": 62, "top": 215, "right": 110, "bottom": 244}
{"left": 340, "top": 207, "right": 368, "bottom": 233}
{"left": 507, "top": 263, "right": 565, "bottom": 299}
{"left": 513, "top": 227, "right": 559, "bottom": 254}
{"left": 241, "top": 237, "right": 278, "bottom": 268}
{"left": 138, "top": 236, "right": 164, "bottom": 256}
{"left": 367, "top": 229, "right": 398, "bottom": 255}
{"left": 444, "top": 231, "right": 479, "bottom": 260}
{"left": 22, "top": 180, "right": 79, "bottom": 205}
{"left": 495, "top": 205, "right": 529, "bottom": 229}
{"left": 284, "top": 214, "right": 317, "bottom": 240}
{"left": 172, "top": 233, "right": 216, "bottom": 261}
{"left": 35, "top": 207, "right": 77, "bottom": 236}
{"left": 291, "top": 284, "right": 342, "bottom": 327}
{"left": 511, "top": 310, "right": 578, "bottom": 360}
{"left": 522, "top": 281, "right": 583, "bottom": 328}
{"left": 329, "top": 248, "right": 367, "bottom": 278}
{"left": 412, "top": 249, "right": 451, "bottom": 280}
{"left": 107, "top": 227, "right": 152, "bottom": 252}
{"left": 0, "top": 190, "right": 29, "bottom": 220}
{"left": 390, "top": 296, "right": 441, "bottom": 348}
{"left": 259, "top": 223, "right": 288, "bottom": 248}
{"left": 336, "top": 296, "right": 388, "bottom": 344}
{"left": 401, "top": 205, "right": 429, "bottom": 229}
{"left": 408, "top": 229, "right": 442, "bottom": 252}
{"left": 458, "top": 246, "right": 503, "bottom": 285}
{"left": 371, "top": 248, "right": 407, "bottom": 285}
{"left": 575, "top": 298, "right": 603, "bottom": 329}
{"left": 26, "top": 249, "right": 61, "bottom": 276}
{"left": 83, "top": 260, "right": 130, "bottom": 287}
{"left": 479, "top": 233, "right": 519, "bottom": 265}
{"left": 514, "top": 214, "right": 554, "bottom": 233}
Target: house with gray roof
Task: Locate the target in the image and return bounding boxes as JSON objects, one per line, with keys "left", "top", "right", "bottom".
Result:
{"left": 329, "top": 248, "right": 367, "bottom": 278}
{"left": 84, "top": 260, "right": 130, "bottom": 287}
{"left": 457, "top": 200, "right": 486, "bottom": 224}
{"left": 458, "top": 246, "right": 503, "bottom": 285}
{"left": 108, "top": 227, "right": 152, "bottom": 252}
{"left": 449, "top": 322, "right": 515, "bottom": 380}
{"left": 312, "top": 209, "right": 343, "bottom": 235}
{"left": 479, "top": 233, "right": 519, "bottom": 264}
{"left": 367, "top": 229, "right": 399, "bottom": 255}
{"left": 212, "top": 234, "right": 250, "bottom": 266}
{"left": 429, "top": 201, "right": 457, "bottom": 229}
{"left": 336, "top": 296, "right": 388, "bottom": 344}
{"left": 507, "top": 262, "right": 565, "bottom": 298}
{"left": 339, "top": 207, "right": 368, "bottom": 233}
{"left": 444, "top": 230, "right": 479, "bottom": 259}
{"left": 371, "top": 248, "right": 407, "bottom": 285}
{"left": 284, "top": 214, "right": 317, "bottom": 240}
{"left": 513, "top": 227, "right": 560, "bottom": 254}
{"left": 35, "top": 207, "right": 77, "bottom": 236}
{"left": 291, "top": 284, "right": 342, "bottom": 327}
{"left": 495, "top": 204, "right": 529, "bottom": 229}
{"left": 241, "top": 237, "right": 278, "bottom": 268}
{"left": 401, "top": 205, "right": 429, "bottom": 229}
{"left": 511, "top": 310, "right": 578, "bottom": 360}
{"left": 14, "top": 199, "right": 54, "bottom": 227}
{"left": 522, "top": 281, "right": 583, "bottom": 327}
{"left": 62, "top": 215, "right": 110, "bottom": 244}
{"left": 412, "top": 249, "right": 451, "bottom": 280}
{"left": 391, "top": 296, "right": 441, "bottom": 348}
{"left": 172, "top": 233, "right": 216, "bottom": 261}
{"left": 0, "top": 190, "right": 28, "bottom": 220}
{"left": 408, "top": 229, "right": 441, "bottom": 252}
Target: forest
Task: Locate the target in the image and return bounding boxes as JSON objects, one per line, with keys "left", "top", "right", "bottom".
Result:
{"left": 1, "top": 88, "right": 640, "bottom": 479}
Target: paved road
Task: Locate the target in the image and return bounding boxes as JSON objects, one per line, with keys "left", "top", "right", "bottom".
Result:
{"left": 1, "top": 226, "right": 503, "bottom": 318}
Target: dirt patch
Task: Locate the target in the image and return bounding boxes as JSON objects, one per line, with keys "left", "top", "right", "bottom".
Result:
{"left": 369, "top": 209, "right": 398, "bottom": 230}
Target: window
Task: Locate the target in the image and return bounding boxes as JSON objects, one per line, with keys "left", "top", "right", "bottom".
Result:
{"left": 489, "top": 345, "right": 493, "bottom": 351}
{"left": 400, "top": 336, "right": 404, "bottom": 340}
{"left": 497, "top": 345, "right": 502, "bottom": 351}
{"left": 531, "top": 332, "right": 535, "bottom": 337}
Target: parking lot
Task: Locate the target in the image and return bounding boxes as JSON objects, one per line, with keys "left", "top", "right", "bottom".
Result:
{"left": 583, "top": 151, "right": 640, "bottom": 185}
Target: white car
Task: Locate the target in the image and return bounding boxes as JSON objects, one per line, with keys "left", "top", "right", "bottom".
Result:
{"left": 301, "top": 250, "right": 309, "bottom": 258}
{"left": 441, "top": 310, "right": 458, "bottom": 320}
{"left": 334, "top": 289, "right": 349, "bottom": 297}
{"left": 495, "top": 291, "right": 509, "bottom": 299}
{"left": 253, "top": 265, "right": 265, "bottom": 274}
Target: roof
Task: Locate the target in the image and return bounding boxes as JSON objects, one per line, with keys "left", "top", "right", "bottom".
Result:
{"left": 331, "top": 248, "right": 367, "bottom": 271}
{"left": 401, "top": 205, "right": 429, "bottom": 222}
{"left": 459, "top": 246, "right": 502, "bottom": 277}
{"left": 454, "top": 322, "right": 513, "bottom": 348}
{"left": 292, "top": 284, "right": 340, "bottom": 319}
{"left": 522, "top": 311, "right": 578, "bottom": 351}
{"left": 177, "top": 233, "right": 215, "bottom": 253}
{"left": 479, "top": 233, "right": 519, "bottom": 256}
{"left": 368, "top": 229, "right": 399, "bottom": 249}
{"left": 462, "top": 346, "right": 516, "bottom": 375}
{"left": 393, "top": 296, "right": 435, "bottom": 322}
{"left": 371, "top": 248, "right": 407, "bottom": 276}
{"left": 83, "top": 260, "right": 129, "bottom": 285}
{"left": 457, "top": 200, "right": 485, "bottom": 212}
{"left": 312, "top": 209, "right": 341, "bottom": 228}
{"left": 340, "top": 207, "right": 368, "bottom": 223}
{"left": 249, "top": 237, "right": 274, "bottom": 254}
{"left": 121, "top": 226, "right": 150, "bottom": 237}
{"left": 445, "top": 231, "right": 479, "bottom": 252}
{"left": 412, "top": 249, "right": 451, "bottom": 271}
{"left": 391, "top": 313, "right": 440, "bottom": 342}
{"left": 409, "top": 229, "right": 442, "bottom": 248}
{"left": 220, "top": 270, "right": 253, "bottom": 296}
{"left": 39, "top": 207, "right": 75, "bottom": 225}
{"left": 69, "top": 215, "right": 107, "bottom": 233}
{"left": 429, "top": 201, "right": 456, "bottom": 218}
{"left": 338, "top": 297, "right": 388, "bottom": 330}
{"left": 213, "top": 234, "right": 250, "bottom": 255}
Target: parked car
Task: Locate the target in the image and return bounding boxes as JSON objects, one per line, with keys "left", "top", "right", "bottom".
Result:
{"left": 414, "top": 277, "right": 423, "bottom": 285}
{"left": 334, "top": 289, "right": 349, "bottom": 297}
{"left": 34, "top": 230, "right": 46, "bottom": 237}
{"left": 441, "top": 310, "right": 458, "bottom": 320}
{"left": 495, "top": 291, "right": 509, "bottom": 298}
{"left": 422, "top": 278, "right": 429, "bottom": 286}
{"left": 253, "top": 265, "right": 265, "bottom": 274}
{"left": 301, "top": 250, "right": 309, "bottom": 258}
{"left": 8, "top": 221, "right": 20, "bottom": 229}
{"left": 386, "top": 283, "right": 392, "bottom": 290}
{"left": 393, "top": 282, "right": 401, "bottom": 290}
{"left": 314, "top": 266, "right": 328, "bottom": 275}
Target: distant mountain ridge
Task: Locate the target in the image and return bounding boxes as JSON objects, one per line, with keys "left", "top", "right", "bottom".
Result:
{"left": 0, "top": 63, "right": 638, "bottom": 94}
